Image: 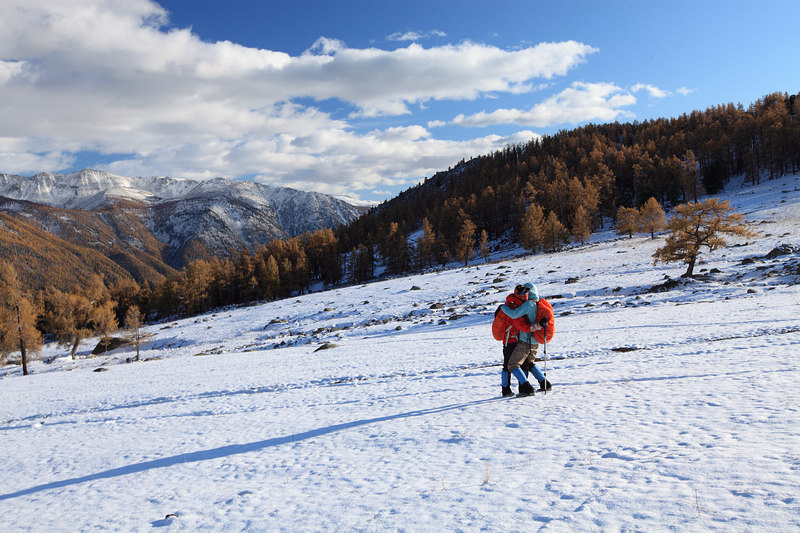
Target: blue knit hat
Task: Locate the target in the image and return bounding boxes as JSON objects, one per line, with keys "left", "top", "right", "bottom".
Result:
{"left": 523, "top": 282, "right": 539, "bottom": 301}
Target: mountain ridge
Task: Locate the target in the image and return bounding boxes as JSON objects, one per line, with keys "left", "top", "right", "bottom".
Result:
{"left": 0, "top": 169, "right": 366, "bottom": 290}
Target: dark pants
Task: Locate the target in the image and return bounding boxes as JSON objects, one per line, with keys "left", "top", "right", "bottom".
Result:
{"left": 502, "top": 343, "right": 517, "bottom": 373}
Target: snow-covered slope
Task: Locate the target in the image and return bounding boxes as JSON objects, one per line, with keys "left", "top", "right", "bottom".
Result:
{"left": 1, "top": 174, "right": 798, "bottom": 531}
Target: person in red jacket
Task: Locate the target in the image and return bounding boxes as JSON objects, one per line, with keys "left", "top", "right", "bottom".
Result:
{"left": 499, "top": 285, "right": 527, "bottom": 396}
{"left": 500, "top": 282, "right": 552, "bottom": 396}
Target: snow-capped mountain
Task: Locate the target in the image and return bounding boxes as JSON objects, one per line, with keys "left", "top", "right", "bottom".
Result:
{"left": 0, "top": 169, "right": 364, "bottom": 232}
{"left": 0, "top": 169, "right": 366, "bottom": 274}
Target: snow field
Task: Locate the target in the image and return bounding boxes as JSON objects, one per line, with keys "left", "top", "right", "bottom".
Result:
{"left": 1, "top": 173, "right": 799, "bottom": 531}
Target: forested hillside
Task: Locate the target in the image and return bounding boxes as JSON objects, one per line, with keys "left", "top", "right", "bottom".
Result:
{"left": 338, "top": 91, "right": 799, "bottom": 272}
{"left": 0, "top": 211, "right": 144, "bottom": 292}
{"left": 0, "top": 198, "right": 177, "bottom": 291}
{"left": 121, "top": 90, "right": 799, "bottom": 320}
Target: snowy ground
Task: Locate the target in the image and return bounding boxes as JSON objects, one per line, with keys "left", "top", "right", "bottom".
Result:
{"left": 2, "top": 175, "right": 799, "bottom": 532}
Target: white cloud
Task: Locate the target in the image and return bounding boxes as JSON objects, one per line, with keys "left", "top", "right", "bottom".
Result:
{"left": 677, "top": 86, "right": 695, "bottom": 96}
{"left": 0, "top": 0, "right": 599, "bottom": 199}
{"left": 0, "top": 60, "right": 26, "bottom": 85}
{"left": 287, "top": 39, "right": 598, "bottom": 117}
{"left": 446, "top": 82, "right": 637, "bottom": 128}
{"left": 387, "top": 30, "right": 447, "bottom": 42}
{"left": 631, "top": 83, "right": 671, "bottom": 98}
{"left": 0, "top": 150, "right": 75, "bottom": 176}
{"left": 93, "top": 117, "right": 537, "bottom": 201}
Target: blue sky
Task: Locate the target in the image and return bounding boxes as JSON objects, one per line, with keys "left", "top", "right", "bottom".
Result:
{"left": 1, "top": 0, "right": 797, "bottom": 203}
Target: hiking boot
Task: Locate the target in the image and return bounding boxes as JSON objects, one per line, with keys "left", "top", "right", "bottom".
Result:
{"left": 518, "top": 381, "right": 535, "bottom": 396}
{"left": 538, "top": 379, "right": 552, "bottom": 391}
{"left": 501, "top": 386, "right": 514, "bottom": 397}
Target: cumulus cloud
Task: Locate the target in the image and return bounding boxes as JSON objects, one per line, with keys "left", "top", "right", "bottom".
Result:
{"left": 287, "top": 38, "right": 597, "bottom": 117}
{"left": 445, "top": 82, "right": 637, "bottom": 128}
{"left": 104, "top": 124, "right": 538, "bottom": 200}
{"left": 0, "top": 0, "right": 599, "bottom": 199}
{"left": 0, "top": 140, "right": 75, "bottom": 175}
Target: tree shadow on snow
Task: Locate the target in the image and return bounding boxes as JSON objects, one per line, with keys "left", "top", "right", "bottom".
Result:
{"left": 0, "top": 397, "right": 500, "bottom": 501}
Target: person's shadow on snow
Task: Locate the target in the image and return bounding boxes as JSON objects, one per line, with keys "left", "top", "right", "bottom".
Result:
{"left": 0, "top": 397, "right": 501, "bottom": 502}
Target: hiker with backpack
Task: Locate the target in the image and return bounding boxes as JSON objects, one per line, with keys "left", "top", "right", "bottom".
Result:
{"left": 498, "top": 282, "right": 553, "bottom": 396}
{"left": 494, "top": 284, "right": 528, "bottom": 396}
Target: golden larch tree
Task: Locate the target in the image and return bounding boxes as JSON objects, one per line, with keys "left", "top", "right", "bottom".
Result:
{"left": 542, "top": 211, "right": 570, "bottom": 252}
{"left": 653, "top": 198, "right": 755, "bottom": 277}
{"left": 416, "top": 217, "right": 438, "bottom": 268}
{"left": 124, "top": 305, "right": 143, "bottom": 361}
{"left": 571, "top": 204, "right": 593, "bottom": 244}
{"left": 0, "top": 261, "right": 43, "bottom": 375}
{"left": 478, "top": 229, "right": 490, "bottom": 262}
{"left": 519, "top": 203, "right": 545, "bottom": 251}
{"left": 43, "top": 275, "right": 117, "bottom": 359}
{"left": 638, "top": 197, "right": 666, "bottom": 238}
{"left": 455, "top": 216, "right": 477, "bottom": 266}
{"left": 615, "top": 206, "right": 640, "bottom": 238}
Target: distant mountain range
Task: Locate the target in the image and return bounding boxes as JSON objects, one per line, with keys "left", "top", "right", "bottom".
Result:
{"left": 0, "top": 170, "right": 366, "bottom": 290}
